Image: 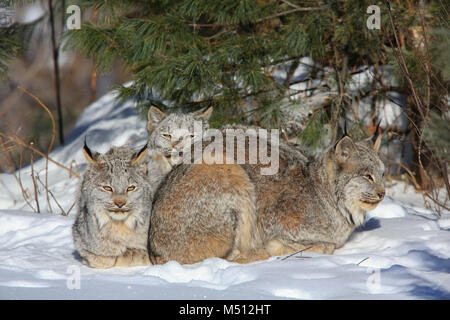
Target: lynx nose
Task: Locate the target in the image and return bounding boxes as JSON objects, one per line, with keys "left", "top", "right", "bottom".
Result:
{"left": 171, "top": 137, "right": 183, "bottom": 147}
{"left": 114, "top": 199, "right": 126, "bottom": 208}
{"left": 377, "top": 190, "right": 385, "bottom": 200}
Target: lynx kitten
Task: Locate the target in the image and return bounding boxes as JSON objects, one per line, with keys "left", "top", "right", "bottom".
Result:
{"left": 72, "top": 143, "right": 151, "bottom": 268}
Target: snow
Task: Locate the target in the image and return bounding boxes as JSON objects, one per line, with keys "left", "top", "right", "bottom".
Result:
{"left": 0, "top": 90, "right": 449, "bottom": 300}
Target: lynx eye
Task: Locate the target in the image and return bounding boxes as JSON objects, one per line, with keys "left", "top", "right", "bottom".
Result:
{"left": 102, "top": 186, "right": 113, "bottom": 192}
{"left": 365, "top": 174, "right": 374, "bottom": 182}
{"left": 127, "top": 186, "right": 136, "bottom": 192}
{"left": 162, "top": 134, "right": 171, "bottom": 140}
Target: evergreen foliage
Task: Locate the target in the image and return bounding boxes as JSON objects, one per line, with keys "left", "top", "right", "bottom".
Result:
{"left": 423, "top": 111, "right": 450, "bottom": 163}
{"left": 66, "top": 1, "right": 392, "bottom": 126}
{"left": 1, "top": 0, "right": 448, "bottom": 196}
{"left": 0, "top": 24, "right": 21, "bottom": 78}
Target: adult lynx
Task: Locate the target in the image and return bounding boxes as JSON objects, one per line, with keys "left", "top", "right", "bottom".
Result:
{"left": 148, "top": 130, "right": 386, "bottom": 264}
{"left": 72, "top": 143, "right": 152, "bottom": 268}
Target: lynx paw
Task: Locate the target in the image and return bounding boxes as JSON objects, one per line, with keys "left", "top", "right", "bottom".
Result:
{"left": 83, "top": 253, "right": 116, "bottom": 269}
{"left": 115, "top": 249, "right": 151, "bottom": 267}
{"left": 265, "top": 239, "right": 336, "bottom": 257}
{"left": 304, "top": 243, "right": 335, "bottom": 255}
{"left": 226, "top": 248, "right": 270, "bottom": 264}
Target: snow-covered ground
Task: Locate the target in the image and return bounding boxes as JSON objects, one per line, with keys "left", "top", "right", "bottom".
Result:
{"left": 0, "top": 91, "right": 449, "bottom": 300}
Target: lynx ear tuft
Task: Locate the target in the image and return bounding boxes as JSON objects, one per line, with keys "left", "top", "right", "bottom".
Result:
{"left": 132, "top": 144, "right": 148, "bottom": 165}
{"left": 193, "top": 106, "right": 213, "bottom": 122}
{"left": 334, "top": 136, "right": 357, "bottom": 164}
{"left": 82, "top": 139, "right": 97, "bottom": 165}
{"left": 371, "top": 121, "right": 382, "bottom": 151}
{"left": 372, "top": 134, "right": 382, "bottom": 152}
{"left": 147, "top": 105, "right": 167, "bottom": 132}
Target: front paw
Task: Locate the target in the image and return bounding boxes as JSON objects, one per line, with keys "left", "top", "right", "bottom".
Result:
{"left": 115, "top": 249, "right": 151, "bottom": 267}
{"left": 83, "top": 254, "right": 117, "bottom": 269}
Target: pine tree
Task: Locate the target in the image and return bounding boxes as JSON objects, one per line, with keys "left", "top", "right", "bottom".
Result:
{"left": 61, "top": 0, "right": 450, "bottom": 200}
{"left": 0, "top": 1, "right": 32, "bottom": 78}
{"left": 66, "top": 1, "right": 390, "bottom": 128}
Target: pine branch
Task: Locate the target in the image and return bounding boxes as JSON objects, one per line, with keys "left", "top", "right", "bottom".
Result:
{"left": 255, "top": 6, "right": 326, "bottom": 24}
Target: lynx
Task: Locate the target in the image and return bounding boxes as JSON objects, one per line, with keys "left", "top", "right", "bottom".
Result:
{"left": 72, "top": 143, "right": 152, "bottom": 268}
{"left": 148, "top": 129, "right": 385, "bottom": 264}
{"left": 145, "top": 105, "right": 213, "bottom": 178}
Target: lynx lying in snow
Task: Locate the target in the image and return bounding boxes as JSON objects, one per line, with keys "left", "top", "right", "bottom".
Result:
{"left": 148, "top": 129, "right": 386, "bottom": 264}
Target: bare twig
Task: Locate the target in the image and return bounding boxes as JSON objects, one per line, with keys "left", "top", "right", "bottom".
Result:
{"left": 68, "top": 160, "right": 80, "bottom": 179}
{"left": 255, "top": 6, "right": 325, "bottom": 24}
{"left": 280, "top": 0, "right": 301, "bottom": 10}
{"left": 0, "top": 132, "right": 81, "bottom": 178}
{"left": 17, "top": 86, "right": 56, "bottom": 212}
{"left": 29, "top": 147, "right": 40, "bottom": 213}
{"left": 283, "top": 58, "right": 300, "bottom": 87}
{"left": 384, "top": 1, "right": 425, "bottom": 118}
{"left": 356, "top": 257, "right": 370, "bottom": 266}
{"left": 280, "top": 246, "right": 313, "bottom": 260}
{"left": 36, "top": 175, "right": 71, "bottom": 216}
{"left": 381, "top": 1, "right": 449, "bottom": 215}
{"left": 1, "top": 140, "right": 37, "bottom": 213}
{"left": 65, "top": 201, "right": 77, "bottom": 216}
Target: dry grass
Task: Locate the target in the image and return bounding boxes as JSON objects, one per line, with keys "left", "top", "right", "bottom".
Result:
{"left": 0, "top": 86, "right": 79, "bottom": 215}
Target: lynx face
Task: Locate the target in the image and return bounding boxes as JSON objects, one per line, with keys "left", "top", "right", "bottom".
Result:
{"left": 330, "top": 136, "right": 386, "bottom": 226}
{"left": 81, "top": 145, "right": 149, "bottom": 226}
{"left": 147, "top": 106, "right": 213, "bottom": 166}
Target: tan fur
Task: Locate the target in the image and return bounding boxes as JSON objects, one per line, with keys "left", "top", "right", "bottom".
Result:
{"left": 188, "top": 164, "right": 260, "bottom": 257}
{"left": 115, "top": 249, "right": 150, "bottom": 267}
{"left": 82, "top": 147, "right": 96, "bottom": 165}
{"left": 265, "top": 239, "right": 295, "bottom": 256}
{"left": 81, "top": 249, "right": 150, "bottom": 268}
{"left": 373, "top": 134, "right": 382, "bottom": 151}
{"left": 149, "top": 130, "right": 385, "bottom": 264}
{"left": 81, "top": 251, "right": 117, "bottom": 269}
{"left": 266, "top": 239, "right": 335, "bottom": 256}
{"left": 149, "top": 163, "right": 262, "bottom": 264}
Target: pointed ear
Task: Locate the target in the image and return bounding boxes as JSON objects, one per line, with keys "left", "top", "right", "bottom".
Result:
{"left": 132, "top": 144, "right": 148, "bottom": 165}
{"left": 372, "top": 133, "right": 382, "bottom": 151}
{"left": 82, "top": 140, "right": 98, "bottom": 165}
{"left": 334, "top": 136, "right": 357, "bottom": 164}
{"left": 147, "top": 105, "right": 167, "bottom": 132}
{"left": 371, "top": 121, "right": 382, "bottom": 151}
{"left": 362, "top": 121, "right": 382, "bottom": 151}
{"left": 193, "top": 106, "right": 213, "bottom": 122}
